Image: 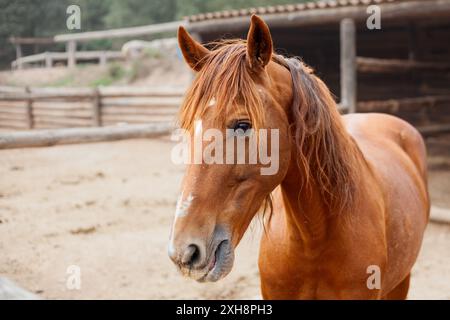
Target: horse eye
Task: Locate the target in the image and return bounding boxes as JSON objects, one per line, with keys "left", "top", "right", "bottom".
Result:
{"left": 232, "top": 121, "right": 252, "bottom": 134}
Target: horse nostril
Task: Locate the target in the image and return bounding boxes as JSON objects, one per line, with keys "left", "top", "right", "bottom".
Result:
{"left": 181, "top": 244, "right": 200, "bottom": 266}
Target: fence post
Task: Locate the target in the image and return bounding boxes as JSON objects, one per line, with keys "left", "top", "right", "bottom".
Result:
{"left": 340, "top": 18, "right": 357, "bottom": 114}
{"left": 66, "top": 40, "right": 77, "bottom": 68}
{"left": 45, "top": 52, "right": 52, "bottom": 69}
{"left": 92, "top": 88, "right": 102, "bottom": 127}
{"left": 15, "top": 44, "right": 23, "bottom": 70}
{"left": 25, "top": 86, "right": 34, "bottom": 129}
{"left": 99, "top": 52, "right": 107, "bottom": 67}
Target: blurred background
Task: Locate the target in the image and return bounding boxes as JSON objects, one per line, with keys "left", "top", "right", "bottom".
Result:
{"left": 0, "top": 0, "right": 449, "bottom": 299}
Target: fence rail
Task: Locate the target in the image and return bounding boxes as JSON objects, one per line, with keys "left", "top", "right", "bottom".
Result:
{"left": 0, "top": 85, "right": 184, "bottom": 131}
{"left": 11, "top": 51, "right": 124, "bottom": 69}
{"left": 0, "top": 123, "right": 172, "bottom": 149}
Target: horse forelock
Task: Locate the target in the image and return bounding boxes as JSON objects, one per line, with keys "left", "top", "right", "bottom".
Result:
{"left": 178, "top": 39, "right": 266, "bottom": 132}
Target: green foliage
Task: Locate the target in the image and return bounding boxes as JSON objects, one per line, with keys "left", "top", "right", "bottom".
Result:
{"left": 103, "top": 0, "right": 177, "bottom": 27}
{"left": 69, "top": 0, "right": 110, "bottom": 31}
{"left": 89, "top": 62, "right": 127, "bottom": 87}
{"left": 142, "top": 47, "right": 163, "bottom": 59}
{"left": 108, "top": 63, "right": 126, "bottom": 79}
{"left": 49, "top": 74, "right": 75, "bottom": 87}
{"left": 0, "top": 0, "right": 69, "bottom": 67}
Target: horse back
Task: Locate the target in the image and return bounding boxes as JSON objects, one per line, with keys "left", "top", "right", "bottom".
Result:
{"left": 343, "top": 112, "right": 428, "bottom": 201}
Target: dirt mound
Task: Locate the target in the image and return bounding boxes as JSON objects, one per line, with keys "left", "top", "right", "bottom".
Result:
{"left": 0, "top": 56, "right": 192, "bottom": 88}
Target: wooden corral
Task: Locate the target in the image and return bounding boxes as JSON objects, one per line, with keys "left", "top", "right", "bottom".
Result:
{"left": 0, "top": 86, "right": 184, "bottom": 131}
{"left": 187, "top": 0, "right": 450, "bottom": 129}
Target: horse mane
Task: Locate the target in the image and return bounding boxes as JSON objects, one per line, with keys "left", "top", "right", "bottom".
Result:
{"left": 178, "top": 40, "right": 362, "bottom": 214}
{"left": 279, "top": 57, "right": 362, "bottom": 214}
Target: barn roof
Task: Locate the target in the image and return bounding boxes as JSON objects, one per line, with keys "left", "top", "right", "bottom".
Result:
{"left": 185, "top": 0, "right": 450, "bottom": 35}
{"left": 187, "top": 0, "right": 408, "bottom": 23}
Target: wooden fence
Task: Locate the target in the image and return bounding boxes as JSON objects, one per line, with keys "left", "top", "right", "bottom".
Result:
{"left": 9, "top": 21, "right": 184, "bottom": 69}
{"left": 0, "top": 86, "right": 185, "bottom": 131}
{"left": 0, "top": 123, "right": 173, "bottom": 149}
{"left": 11, "top": 51, "right": 124, "bottom": 70}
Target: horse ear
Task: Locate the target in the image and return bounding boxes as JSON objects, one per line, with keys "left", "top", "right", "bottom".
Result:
{"left": 178, "top": 26, "right": 210, "bottom": 72}
{"left": 246, "top": 15, "right": 273, "bottom": 69}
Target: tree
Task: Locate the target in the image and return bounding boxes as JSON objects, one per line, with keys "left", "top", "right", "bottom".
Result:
{"left": 103, "top": 0, "right": 177, "bottom": 28}
{"left": 0, "top": 0, "right": 69, "bottom": 68}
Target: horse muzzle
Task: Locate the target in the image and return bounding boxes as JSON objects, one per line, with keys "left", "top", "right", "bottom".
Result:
{"left": 198, "top": 239, "right": 234, "bottom": 282}
{"left": 168, "top": 231, "right": 235, "bottom": 282}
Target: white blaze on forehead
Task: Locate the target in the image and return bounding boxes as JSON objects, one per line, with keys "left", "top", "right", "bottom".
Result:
{"left": 175, "top": 193, "right": 194, "bottom": 217}
{"left": 208, "top": 97, "right": 216, "bottom": 107}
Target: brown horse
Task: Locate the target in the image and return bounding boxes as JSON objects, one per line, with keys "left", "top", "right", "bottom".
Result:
{"left": 168, "top": 15, "right": 429, "bottom": 299}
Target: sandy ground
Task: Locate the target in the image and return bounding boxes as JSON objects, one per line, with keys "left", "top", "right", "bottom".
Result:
{"left": 0, "top": 137, "right": 449, "bottom": 299}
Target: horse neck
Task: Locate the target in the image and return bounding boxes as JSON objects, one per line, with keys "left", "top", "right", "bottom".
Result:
{"left": 279, "top": 150, "right": 336, "bottom": 253}
{"left": 279, "top": 130, "right": 366, "bottom": 256}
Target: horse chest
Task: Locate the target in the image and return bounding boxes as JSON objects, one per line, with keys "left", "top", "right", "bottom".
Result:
{"left": 259, "top": 254, "right": 331, "bottom": 299}
{"left": 259, "top": 235, "right": 326, "bottom": 299}
{"left": 259, "top": 224, "right": 385, "bottom": 299}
